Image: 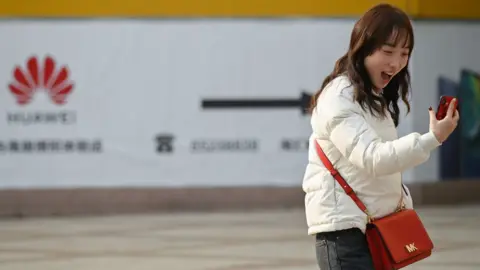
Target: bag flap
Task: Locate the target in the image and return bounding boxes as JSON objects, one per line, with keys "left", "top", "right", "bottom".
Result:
{"left": 371, "top": 209, "right": 434, "bottom": 263}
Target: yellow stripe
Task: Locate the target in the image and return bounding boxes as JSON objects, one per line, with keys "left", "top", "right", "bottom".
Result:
{"left": 2, "top": 0, "right": 480, "bottom": 19}
{"left": 2, "top": 0, "right": 408, "bottom": 18}
{"left": 412, "top": 0, "right": 480, "bottom": 20}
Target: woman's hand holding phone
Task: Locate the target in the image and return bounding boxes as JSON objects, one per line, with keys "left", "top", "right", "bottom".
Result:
{"left": 428, "top": 98, "right": 460, "bottom": 143}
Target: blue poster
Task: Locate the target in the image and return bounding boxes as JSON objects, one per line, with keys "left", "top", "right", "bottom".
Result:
{"left": 459, "top": 69, "right": 480, "bottom": 178}
{"left": 437, "top": 76, "right": 461, "bottom": 180}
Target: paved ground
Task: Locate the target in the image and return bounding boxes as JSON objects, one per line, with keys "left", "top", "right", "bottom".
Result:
{"left": 0, "top": 205, "right": 479, "bottom": 270}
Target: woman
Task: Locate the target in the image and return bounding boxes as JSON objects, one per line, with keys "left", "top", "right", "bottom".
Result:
{"left": 303, "top": 3, "right": 459, "bottom": 270}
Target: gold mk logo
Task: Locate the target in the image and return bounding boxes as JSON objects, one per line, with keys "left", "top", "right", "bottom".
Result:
{"left": 405, "top": 243, "right": 418, "bottom": 253}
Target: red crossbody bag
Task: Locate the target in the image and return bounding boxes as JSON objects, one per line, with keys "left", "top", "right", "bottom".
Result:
{"left": 314, "top": 140, "right": 434, "bottom": 270}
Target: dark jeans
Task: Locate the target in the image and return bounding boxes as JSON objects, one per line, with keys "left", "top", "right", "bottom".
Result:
{"left": 315, "top": 228, "right": 374, "bottom": 270}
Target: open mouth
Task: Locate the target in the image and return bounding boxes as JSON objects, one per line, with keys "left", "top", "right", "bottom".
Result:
{"left": 381, "top": 72, "right": 393, "bottom": 82}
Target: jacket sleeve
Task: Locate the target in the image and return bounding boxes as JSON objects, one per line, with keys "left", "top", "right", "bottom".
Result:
{"left": 323, "top": 95, "right": 441, "bottom": 177}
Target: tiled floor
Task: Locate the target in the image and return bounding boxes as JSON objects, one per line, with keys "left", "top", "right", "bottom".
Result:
{"left": 0, "top": 205, "right": 479, "bottom": 270}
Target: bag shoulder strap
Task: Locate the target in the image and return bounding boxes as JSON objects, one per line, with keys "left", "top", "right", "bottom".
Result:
{"left": 313, "top": 140, "right": 369, "bottom": 215}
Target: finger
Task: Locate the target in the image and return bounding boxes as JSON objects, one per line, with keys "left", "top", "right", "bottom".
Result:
{"left": 453, "top": 109, "right": 460, "bottom": 122}
{"left": 428, "top": 106, "right": 436, "bottom": 120}
{"left": 446, "top": 98, "right": 457, "bottom": 118}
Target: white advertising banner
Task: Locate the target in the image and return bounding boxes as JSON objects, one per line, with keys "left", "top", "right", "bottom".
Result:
{"left": 0, "top": 20, "right": 421, "bottom": 188}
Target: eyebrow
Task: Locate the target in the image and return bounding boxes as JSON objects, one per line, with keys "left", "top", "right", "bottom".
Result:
{"left": 383, "top": 42, "right": 411, "bottom": 49}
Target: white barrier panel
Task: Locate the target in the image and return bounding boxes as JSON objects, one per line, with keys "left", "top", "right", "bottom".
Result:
{"left": 0, "top": 20, "right": 357, "bottom": 188}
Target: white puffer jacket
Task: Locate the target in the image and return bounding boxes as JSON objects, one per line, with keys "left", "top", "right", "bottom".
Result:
{"left": 303, "top": 75, "right": 441, "bottom": 235}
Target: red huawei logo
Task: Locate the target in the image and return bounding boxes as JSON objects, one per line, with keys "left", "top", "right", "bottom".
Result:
{"left": 8, "top": 55, "right": 74, "bottom": 105}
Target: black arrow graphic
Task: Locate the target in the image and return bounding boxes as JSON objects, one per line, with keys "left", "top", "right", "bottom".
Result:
{"left": 201, "top": 92, "right": 312, "bottom": 115}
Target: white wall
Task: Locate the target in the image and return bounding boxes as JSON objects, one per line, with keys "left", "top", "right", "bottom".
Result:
{"left": 0, "top": 19, "right": 477, "bottom": 188}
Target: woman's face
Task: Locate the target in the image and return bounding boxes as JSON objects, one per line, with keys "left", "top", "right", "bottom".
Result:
{"left": 364, "top": 34, "right": 410, "bottom": 91}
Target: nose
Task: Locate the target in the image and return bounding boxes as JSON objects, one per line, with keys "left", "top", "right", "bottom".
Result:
{"left": 390, "top": 52, "right": 407, "bottom": 71}
{"left": 389, "top": 58, "right": 401, "bottom": 71}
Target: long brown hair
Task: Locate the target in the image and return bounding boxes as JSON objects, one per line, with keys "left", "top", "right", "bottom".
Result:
{"left": 309, "top": 4, "right": 414, "bottom": 127}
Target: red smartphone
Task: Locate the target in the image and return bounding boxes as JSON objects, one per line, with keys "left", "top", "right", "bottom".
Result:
{"left": 436, "top": 95, "right": 458, "bottom": 120}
